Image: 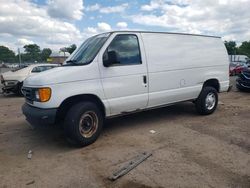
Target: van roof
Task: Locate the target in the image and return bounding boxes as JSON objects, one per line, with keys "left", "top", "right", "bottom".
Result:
{"left": 104, "top": 30, "right": 220, "bottom": 39}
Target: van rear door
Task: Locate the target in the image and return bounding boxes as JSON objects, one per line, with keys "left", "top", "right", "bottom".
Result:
{"left": 99, "top": 33, "right": 148, "bottom": 116}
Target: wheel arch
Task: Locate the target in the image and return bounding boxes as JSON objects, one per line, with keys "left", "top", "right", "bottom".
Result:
{"left": 203, "top": 78, "right": 220, "bottom": 92}
{"left": 56, "top": 94, "right": 106, "bottom": 123}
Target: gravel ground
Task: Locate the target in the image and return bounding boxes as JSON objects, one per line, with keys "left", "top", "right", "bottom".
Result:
{"left": 0, "top": 77, "right": 249, "bottom": 188}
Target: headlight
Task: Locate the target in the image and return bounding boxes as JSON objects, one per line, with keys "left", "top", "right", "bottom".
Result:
{"left": 34, "top": 87, "right": 51, "bottom": 102}
{"left": 5, "top": 80, "right": 18, "bottom": 86}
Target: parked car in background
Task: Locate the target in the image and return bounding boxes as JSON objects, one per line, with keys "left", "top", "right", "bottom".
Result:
{"left": 1, "top": 64, "right": 59, "bottom": 95}
{"left": 236, "top": 69, "right": 250, "bottom": 91}
{"left": 229, "top": 62, "right": 245, "bottom": 76}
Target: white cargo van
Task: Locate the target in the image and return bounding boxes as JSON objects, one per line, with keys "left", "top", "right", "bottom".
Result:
{"left": 22, "top": 31, "right": 229, "bottom": 146}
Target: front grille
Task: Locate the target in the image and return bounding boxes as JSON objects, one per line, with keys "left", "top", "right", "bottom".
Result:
{"left": 22, "top": 87, "right": 35, "bottom": 104}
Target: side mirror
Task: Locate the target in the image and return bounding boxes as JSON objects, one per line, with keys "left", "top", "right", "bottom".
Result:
{"left": 103, "top": 51, "right": 118, "bottom": 67}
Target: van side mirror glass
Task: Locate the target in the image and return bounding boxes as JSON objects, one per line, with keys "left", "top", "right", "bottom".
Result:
{"left": 103, "top": 51, "right": 118, "bottom": 67}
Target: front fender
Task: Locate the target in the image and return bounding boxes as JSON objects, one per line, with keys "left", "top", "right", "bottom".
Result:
{"left": 24, "top": 79, "right": 111, "bottom": 116}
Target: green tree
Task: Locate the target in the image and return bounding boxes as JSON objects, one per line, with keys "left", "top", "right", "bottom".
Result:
{"left": 41, "top": 48, "right": 52, "bottom": 61}
{"left": 224, "top": 41, "right": 237, "bottom": 55}
{"left": 0, "top": 46, "right": 16, "bottom": 63}
{"left": 66, "top": 44, "right": 77, "bottom": 54}
{"left": 238, "top": 41, "right": 250, "bottom": 58}
{"left": 23, "top": 44, "right": 41, "bottom": 62}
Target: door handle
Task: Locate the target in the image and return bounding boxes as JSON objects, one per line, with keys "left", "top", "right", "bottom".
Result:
{"left": 143, "top": 75, "right": 147, "bottom": 84}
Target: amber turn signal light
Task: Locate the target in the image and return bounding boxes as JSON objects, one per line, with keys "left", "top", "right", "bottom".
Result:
{"left": 38, "top": 88, "right": 51, "bottom": 102}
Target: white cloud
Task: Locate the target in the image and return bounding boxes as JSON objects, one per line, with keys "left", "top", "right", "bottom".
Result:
{"left": 132, "top": 0, "right": 250, "bottom": 42}
{"left": 97, "top": 22, "right": 112, "bottom": 32}
{"left": 116, "top": 22, "right": 128, "bottom": 29}
{"left": 86, "top": 3, "right": 128, "bottom": 14}
{"left": 85, "top": 3, "right": 100, "bottom": 11}
{"left": 100, "top": 3, "right": 128, "bottom": 14}
{"left": 222, "top": 34, "right": 237, "bottom": 42}
{"left": 47, "top": 0, "right": 84, "bottom": 20}
{"left": 83, "top": 22, "right": 112, "bottom": 38}
{"left": 16, "top": 38, "right": 34, "bottom": 46}
{"left": 85, "top": 27, "right": 98, "bottom": 35}
{"left": 141, "top": 0, "right": 162, "bottom": 11}
{"left": 0, "top": 0, "right": 83, "bottom": 51}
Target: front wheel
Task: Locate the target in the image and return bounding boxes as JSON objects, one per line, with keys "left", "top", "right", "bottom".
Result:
{"left": 64, "top": 102, "right": 103, "bottom": 147}
{"left": 195, "top": 86, "right": 218, "bottom": 115}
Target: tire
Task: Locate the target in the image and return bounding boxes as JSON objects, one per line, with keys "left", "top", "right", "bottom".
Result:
{"left": 64, "top": 102, "right": 103, "bottom": 147}
{"left": 195, "top": 86, "right": 218, "bottom": 115}
{"left": 14, "top": 82, "right": 23, "bottom": 96}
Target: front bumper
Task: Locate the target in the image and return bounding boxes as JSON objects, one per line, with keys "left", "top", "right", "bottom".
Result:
{"left": 2, "top": 85, "right": 17, "bottom": 93}
{"left": 22, "top": 103, "right": 57, "bottom": 126}
{"left": 236, "top": 78, "right": 250, "bottom": 89}
{"left": 1, "top": 80, "right": 19, "bottom": 93}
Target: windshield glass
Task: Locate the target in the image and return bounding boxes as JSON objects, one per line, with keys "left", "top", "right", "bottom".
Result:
{"left": 65, "top": 33, "right": 110, "bottom": 65}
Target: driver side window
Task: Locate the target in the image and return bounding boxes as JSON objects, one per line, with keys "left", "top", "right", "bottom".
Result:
{"left": 103, "top": 34, "right": 142, "bottom": 66}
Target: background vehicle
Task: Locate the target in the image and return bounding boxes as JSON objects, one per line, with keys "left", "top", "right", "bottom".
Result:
{"left": 1, "top": 64, "right": 59, "bottom": 95}
{"left": 229, "top": 62, "right": 245, "bottom": 76}
{"left": 236, "top": 69, "right": 250, "bottom": 91}
{"left": 22, "top": 31, "right": 229, "bottom": 147}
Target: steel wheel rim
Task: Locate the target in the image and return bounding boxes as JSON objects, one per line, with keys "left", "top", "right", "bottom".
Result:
{"left": 79, "top": 111, "right": 98, "bottom": 138}
{"left": 205, "top": 92, "right": 216, "bottom": 110}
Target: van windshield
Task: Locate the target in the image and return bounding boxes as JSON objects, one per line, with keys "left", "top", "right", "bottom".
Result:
{"left": 65, "top": 33, "right": 110, "bottom": 65}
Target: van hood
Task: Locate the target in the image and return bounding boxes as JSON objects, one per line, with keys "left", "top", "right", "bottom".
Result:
{"left": 23, "top": 65, "right": 99, "bottom": 86}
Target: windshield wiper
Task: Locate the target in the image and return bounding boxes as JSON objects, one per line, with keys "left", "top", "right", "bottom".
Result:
{"left": 63, "top": 59, "right": 94, "bottom": 66}
{"left": 62, "top": 59, "right": 78, "bottom": 66}
{"left": 66, "top": 59, "right": 77, "bottom": 64}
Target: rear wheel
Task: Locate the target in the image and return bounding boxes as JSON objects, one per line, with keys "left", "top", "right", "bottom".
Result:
{"left": 195, "top": 86, "right": 218, "bottom": 115}
{"left": 64, "top": 102, "right": 103, "bottom": 147}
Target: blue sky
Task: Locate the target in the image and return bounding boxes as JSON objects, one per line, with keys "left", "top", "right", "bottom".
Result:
{"left": 0, "top": 0, "right": 250, "bottom": 52}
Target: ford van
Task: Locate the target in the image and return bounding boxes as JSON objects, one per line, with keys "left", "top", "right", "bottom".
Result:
{"left": 22, "top": 31, "right": 229, "bottom": 146}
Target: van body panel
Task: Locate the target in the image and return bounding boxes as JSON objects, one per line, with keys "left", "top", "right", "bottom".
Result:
{"left": 147, "top": 69, "right": 203, "bottom": 107}
{"left": 220, "top": 80, "right": 230, "bottom": 92}
{"left": 140, "top": 33, "right": 229, "bottom": 107}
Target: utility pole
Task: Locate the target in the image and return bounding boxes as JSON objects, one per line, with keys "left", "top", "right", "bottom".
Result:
{"left": 18, "top": 48, "right": 22, "bottom": 67}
